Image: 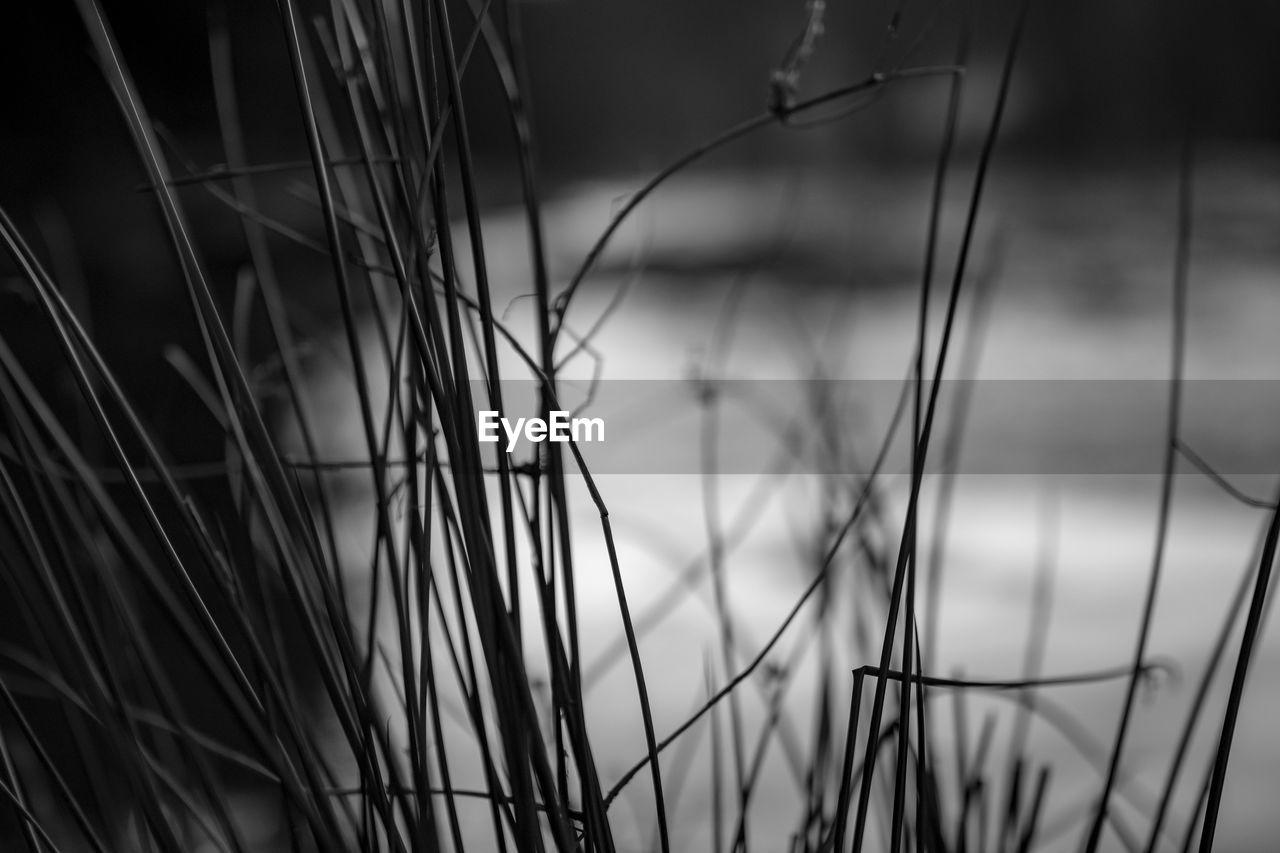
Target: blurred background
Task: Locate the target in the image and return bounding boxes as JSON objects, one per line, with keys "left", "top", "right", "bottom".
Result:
{"left": 5, "top": 0, "right": 1280, "bottom": 383}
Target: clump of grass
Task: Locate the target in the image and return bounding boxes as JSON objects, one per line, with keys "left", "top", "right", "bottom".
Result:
{"left": 0, "top": 1, "right": 1274, "bottom": 852}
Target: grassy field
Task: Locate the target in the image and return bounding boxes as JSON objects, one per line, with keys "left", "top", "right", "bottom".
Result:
{"left": 1, "top": 1, "right": 1277, "bottom": 851}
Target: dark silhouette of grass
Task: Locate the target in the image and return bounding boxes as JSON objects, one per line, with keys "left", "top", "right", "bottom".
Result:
{"left": 0, "top": 1, "right": 1275, "bottom": 852}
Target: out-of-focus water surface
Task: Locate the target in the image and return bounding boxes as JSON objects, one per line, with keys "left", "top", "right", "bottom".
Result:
{"left": 302, "top": 154, "right": 1280, "bottom": 852}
